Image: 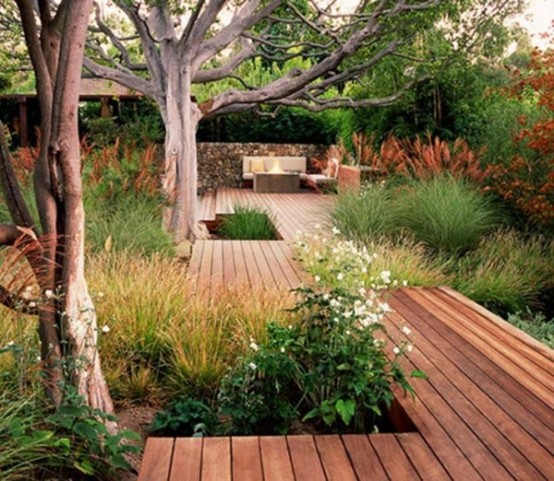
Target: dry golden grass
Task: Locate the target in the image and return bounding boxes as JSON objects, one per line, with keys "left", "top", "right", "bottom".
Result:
{"left": 87, "top": 252, "right": 296, "bottom": 405}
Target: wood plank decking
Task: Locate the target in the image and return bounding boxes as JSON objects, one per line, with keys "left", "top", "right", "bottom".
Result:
{"left": 189, "top": 188, "right": 332, "bottom": 294}
{"left": 139, "top": 188, "right": 553, "bottom": 480}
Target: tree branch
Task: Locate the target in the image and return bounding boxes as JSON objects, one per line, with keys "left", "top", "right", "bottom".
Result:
{"left": 0, "top": 122, "right": 36, "bottom": 231}
{"left": 193, "top": 0, "right": 281, "bottom": 71}
{"left": 83, "top": 58, "right": 159, "bottom": 98}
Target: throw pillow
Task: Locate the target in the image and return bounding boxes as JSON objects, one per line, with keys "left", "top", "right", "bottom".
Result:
{"left": 251, "top": 158, "right": 265, "bottom": 173}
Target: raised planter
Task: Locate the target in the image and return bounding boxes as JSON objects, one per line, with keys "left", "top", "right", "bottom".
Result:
{"left": 338, "top": 164, "right": 361, "bottom": 192}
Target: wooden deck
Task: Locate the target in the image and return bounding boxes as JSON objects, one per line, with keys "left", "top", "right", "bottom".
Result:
{"left": 189, "top": 188, "right": 332, "bottom": 294}
{"left": 197, "top": 187, "right": 333, "bottom": 242}
{"left": 139, "top": 286, "right": 554, "bottom": 481}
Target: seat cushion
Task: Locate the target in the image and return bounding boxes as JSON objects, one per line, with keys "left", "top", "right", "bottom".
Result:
{"left": 251, "top": 158, "right": 265, "bottom": 173}
{"left": 308, "top": 174, "right": 336, "bottom": 184}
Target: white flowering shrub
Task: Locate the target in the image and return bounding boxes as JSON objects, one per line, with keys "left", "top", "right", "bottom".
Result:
{"left": 217, "top": 286, "right": 421, "bottom": 434}
{"left": 295, "top": 225, "right": 409, "bottom": 292}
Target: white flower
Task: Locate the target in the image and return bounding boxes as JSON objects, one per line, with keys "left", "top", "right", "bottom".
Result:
{"left": 343, "top": 310, "right": 352, "bottom": 319}
{"left": 373, "top": 339, "right": 383, "bottom": 347}
{"left": 345, "top": 330, "right": 351, "bottom": 335}
{"left": 407, "top": 344, "right": 413, "bottom": 353}
{"left": 323, "top": 293, "right": 330, "bottom": 301}
{"left": 280, "top": 347, "right": 285, "bottom": 353}
{"left": 5, "top": 341, "right": 15, "bottom": 348}
{"left": 379, "top": 302, "right": 392, "bottom": 313}
{"left": 380, "top": 270, "right": 391, "bottom": 284}
{"left": 402, "top": 280, "right": 409, "bottom": 287}
{"left": 314, "top": 224, "right": 321, "bottom": 230}
{"left": 330, "top": 299, "right": 340, "bottom": 307}
{"left": 314, "top": 275, "right": 321, "bottom": 283}
{"left": 249, "top": 340, "right": 259, "bottom": 351}
{"left": 361, "top": 267, "right": 367, "bottom": 274}
{"left": 44, "top": 289, "right": 54, "bottom": 298}
{"left": 332, "top": 226, "right": 341, "bottom": 235}
{"left": 97, "top": 291, "right": 105, "bottom": 298}
{"left": 402, "top": 326, "right": 412, "bottom": 336}
{"left": 393, "top": 346, "right": 400, "bottom": 355}
{"left": 28, "top": 301, "right": 37, "bottom": 308}
{"left": 248, "top": 362, "right": 257, "bottom": 370}
{"left": 337, "top": 273, "right": 344, "bottom": 281}
{"left": 101, "top": 325, "right": 110, "bottom": 334}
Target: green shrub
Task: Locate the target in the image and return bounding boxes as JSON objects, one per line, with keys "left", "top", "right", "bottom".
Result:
{"left": 150, "top": 398, "right": 219, "bottom": 437}
{"left": 332, "top": 185, "right": 397, "bottom": 242}
{"left": 218, "top": 205, "right": 278, "bottom": 240}
{"left": 85, "top": 194, "right": 174, "bottom": 256}
{"left": 0, "top": 379, "right": 138, "bottom": 480}
{"left": 394, "top": 176, "right": 498, "bottom": 254}
{"left": 218, "top": 287, "right": 419, "bottom": 434}
{"left": 0, "top": 391, "right": 61, "bottom": 481}
{"left": 453, "top": 230, "right": 553, "bottom": 315}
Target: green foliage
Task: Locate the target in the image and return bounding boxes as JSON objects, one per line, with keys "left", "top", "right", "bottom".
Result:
{"left": 198, "top": 106, "right": 336, "bottom": 144}
{"left": 394, "top": 176, "right": 498, "bottom": 254}
{"left": 218, "top": 205, "right": 278, "bottom": 240}
{"left": 332, "top": 185, "right": 397, "bottom": 242}
{"left": 218, "top": 335, "right": 298, "bottom": 435}
{"left": 81, "top": 99, "right": 164, "bottom": 148}
{"left": 85, "top": 193, "right": 174, "bottom": 257}
{"left": 45, "top": 387, "right": 140, "bottom": 476}
{"left": 452, "top": 230, "right": 553, "bottom": 315}
{"left": 150, "top": 398, "right": 219, "bottom": 437}
{"left": 218, "top": 287, "right": 416, "bottom": 434}
{"left": 0, "top": 380, "right": 138, "bottom": 480}
{"left": 506, "top": 311, "right": 554, "bottom": 349}
{"left": 0, "top": 391, "right": 62, "bottom": 481}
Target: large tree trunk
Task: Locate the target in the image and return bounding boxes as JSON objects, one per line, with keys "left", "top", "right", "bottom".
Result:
{"left": 161, "top": 63, "right": 202, "bottom": 242}
{"left": 11, "top": 0, "right": 114, "bottom": 415}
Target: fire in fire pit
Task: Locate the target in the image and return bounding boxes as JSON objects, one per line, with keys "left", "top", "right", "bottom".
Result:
{"left": 268, "top": 159, "right": 284, "bottom": 174}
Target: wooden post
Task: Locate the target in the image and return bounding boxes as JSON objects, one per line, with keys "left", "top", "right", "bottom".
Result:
{"left": 18, "top": 96, "right": 29, "bottom": 147}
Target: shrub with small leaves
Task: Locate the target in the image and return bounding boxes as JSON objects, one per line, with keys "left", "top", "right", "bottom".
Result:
{"left": 218, "top": 287, "right": 420, "bottom": 434}
{"left": 150, "top": 398, "right": 219, "bottom": 437}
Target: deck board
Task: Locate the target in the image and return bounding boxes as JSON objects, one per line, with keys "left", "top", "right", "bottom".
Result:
{"left": 141, "top": 188, "right": 554, "bottom": 481}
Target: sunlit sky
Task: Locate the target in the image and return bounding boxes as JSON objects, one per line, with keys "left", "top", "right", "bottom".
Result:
{"left": 516, "top": 0, "right": 553, "bottom": 47}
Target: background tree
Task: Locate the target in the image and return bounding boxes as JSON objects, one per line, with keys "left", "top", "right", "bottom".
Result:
{"left": 84, "top": 0, "right": 523, "bottom": 241}
{"left": 0, "top": 0, "right": 114, "bottom": 413}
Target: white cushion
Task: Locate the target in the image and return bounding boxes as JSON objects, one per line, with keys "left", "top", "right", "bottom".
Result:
{"left": 308, "top": 174, "right": 336, "bottom": 184}
{"left": 243, "top": 156, "right": 307, "bottom": 174}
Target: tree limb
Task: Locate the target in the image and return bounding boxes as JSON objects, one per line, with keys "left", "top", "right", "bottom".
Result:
{"left": 0, "top": 122, "right": 36, "bottom": 231}
{"left": 83, "top": 57, "right": 159, "bottom": 98}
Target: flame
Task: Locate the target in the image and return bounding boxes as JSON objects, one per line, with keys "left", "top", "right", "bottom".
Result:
{"left": 268, "top": 159, "right": 284, "bottom": 174}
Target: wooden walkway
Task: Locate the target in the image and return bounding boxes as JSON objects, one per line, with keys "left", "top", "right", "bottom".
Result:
{"left": 139, "top": 286, "right": 554, "bottom": 481}
{"left": 189, "top": 188, "right": 332, "bottom": 295}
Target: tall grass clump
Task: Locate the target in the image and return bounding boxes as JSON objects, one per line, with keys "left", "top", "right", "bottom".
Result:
{"left": 332, "top": 185, "right": 397, "bottom": 242}
{"left": 453, "top": 230, "right": 553, "bottom": 315}
{"left": 85, "top": 194, "right": 174, "bottom": 256}
{"left": 88, "top": 252, "right": 294, "bottom": 404}
{"left": 218, "top": 204, "right": 278, "bottom": 240}
{"left": 394, "top": 175, "right": 498, "bottom": 254}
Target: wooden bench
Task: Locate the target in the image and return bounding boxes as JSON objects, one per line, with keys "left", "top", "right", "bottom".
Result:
{"left": 138, "top": 286, "right": 554, "bottom": 480}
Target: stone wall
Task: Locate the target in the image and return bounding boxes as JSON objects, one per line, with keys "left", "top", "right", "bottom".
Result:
{"left": 197, "top": 142, "right": 328, "bottom": 193}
